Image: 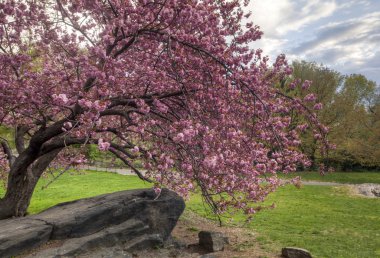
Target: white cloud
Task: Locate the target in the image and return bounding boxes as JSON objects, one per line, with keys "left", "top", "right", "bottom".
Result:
{"left": 338, "top": 0, "right": 370, "bottom": 9}
{"left": 247, "top": 0, "right": 338, "bottom": 62}
{"left": 291, "top": 12, "right": 380, "bottom": 68}
{"left": 248, "top": 0, "right": 337, "bottom": 37}
{"left": 245, "top": 0, "right": 380, "bottom": 83}
{"left": 248, "top": 0, "right": 293, "bottom": 37}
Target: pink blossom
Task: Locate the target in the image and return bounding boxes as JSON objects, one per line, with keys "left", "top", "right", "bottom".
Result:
{"left": 313, "top": 103, "right": 323, "bottom": 110}
{"left": 52, "top": 94, "right": 69, "bottom": 105}
{"left": 304, "top": 93, "right": 317, "bottom": 102}
{"left": 78, "top": 99, "right": 93, "bottom": 109}
{"left": 256, "top": 163, "right": 266, "bottom": 173}
{"left": 302, "top": 80, "right": 312, "bottom": 90}
{"left": 297, "top": 124, "right": 309, "bottom": 132}
{"left": 131, "top": 146, "right": 139, "bottom": 153}
{"left": 153, "top": 186, "right": 162, "bottom": 195}
{"left": 98, "top": 138, "right": 110, "bottom": 151}
{"left": 153, "top": 99, "right": 169, "bottom": 113}
{"left": 173, "top": 133, "right": 185, "bottom": 142}
{"left": 203, "top": 155, "right": 218, "bottom": 169}
{"left": 93, "top": 100, "right": 107, "bottom": 112}
{"left": 62, "top": 121, "right": 73, "bottom": 131}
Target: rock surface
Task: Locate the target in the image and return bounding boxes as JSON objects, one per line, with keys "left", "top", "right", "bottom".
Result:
{"left": 357, "top": 184, "right": 380, "bottom": 197}
{"left": 0, "top": 188, "right": 185, "bottom": 257}
{"left": 282, "top": 247, "right": 312, "bottom": 258}
{"left": 198, "top": 231, "right": 229, "bottom": 252}
{"left": 0, "top": 218, "right": 52, "bottom": 258}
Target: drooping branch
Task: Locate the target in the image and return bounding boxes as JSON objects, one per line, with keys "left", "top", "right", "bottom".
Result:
{"left": 109, "top": 147, "right": 152, "bottom": 183}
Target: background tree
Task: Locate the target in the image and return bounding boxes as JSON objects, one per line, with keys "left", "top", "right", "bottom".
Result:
{"left": 286, "top": 61, "right": 379, "bottom": 170}
{"left": 330, "top": 74, "right": 379, "bottom": 169}
{"left": 288, "top": 61, "right": 342, "bottom": 167}
{"left": 0, "top": 0, "right": 328, "bottom": 219}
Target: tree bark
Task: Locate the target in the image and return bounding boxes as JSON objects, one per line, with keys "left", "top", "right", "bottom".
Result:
{"left": 0, "top": 169, "right": 38, "bottom": 219}
{"left": 0, "top": 149, "right": 61, "bottom": 220}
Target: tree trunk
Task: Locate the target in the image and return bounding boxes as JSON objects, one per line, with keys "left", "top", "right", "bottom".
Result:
{"left": 0, "top": 149, "right": 61, "bottom": 220}
{"left": 0, "top": 169, "right": 38, "bottom": 219}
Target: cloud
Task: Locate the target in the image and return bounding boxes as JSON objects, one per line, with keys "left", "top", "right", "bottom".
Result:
{"left": 339, "top": 0, "right": 370, "bottom": 9}
{"left": 290, "top": 12, "right": 380, "bottom": 68}
{"left": 247, "top": 0, "right": 338, "bottom": 62}
{"left": 247, "top": 0, "right": 380, "bottom": 84}
{"left": 249, "top": 0, "right": 337, "bottom": 37}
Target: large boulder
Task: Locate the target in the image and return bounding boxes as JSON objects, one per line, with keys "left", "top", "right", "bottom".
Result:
{"left": 0, "top": 218, "right": 52, "bottom": 258}
{"left": 0, "top": 188, "right": 185, "bottom": 257}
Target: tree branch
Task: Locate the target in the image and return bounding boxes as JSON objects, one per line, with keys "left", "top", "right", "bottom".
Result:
{"left": 0, "top": 139, "right": 15, "bottom": 166}
{"left": 15, "top": 126, "right": 29, "bottom": 154}
{"left": 109, "top": 148, "right": 152, "bottom": 183}
{"left": 32, "top": 148, "right": 62, "bottom": 178}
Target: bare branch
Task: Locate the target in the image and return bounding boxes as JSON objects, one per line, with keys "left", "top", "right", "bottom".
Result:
{"left": 113, "top": 36, "right": 137, "bottom": 58}
{"left": 109, "top": 147, "right": 152, "bottom": 183}
{"left": 15, "top": 126, "right": 29, "bottom": 154}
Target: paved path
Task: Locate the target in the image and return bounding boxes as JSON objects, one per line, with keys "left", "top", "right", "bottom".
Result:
{"left": 79, "top": 165, "right": 145, "bottom": 176}
{"left": 300, "top": 181, "right": 344, "bottom": 186}
{"left": 81, "top": 166, "right": 380, "bottom": 198}
{"left": 82, "top": 167, "right": 345, "bottom": 185}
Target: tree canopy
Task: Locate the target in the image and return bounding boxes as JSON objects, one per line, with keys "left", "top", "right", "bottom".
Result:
{"left": 0, "top": 0, "right": 329, "bottom": 219}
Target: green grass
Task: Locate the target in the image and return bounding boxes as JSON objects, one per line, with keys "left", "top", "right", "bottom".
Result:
{"left": 187, "top": 185, "right": 380, "bottom": 258}
{"left": 279, "top": 171, "right": 380, "bottom": 184}
{"left": 0, "top": 170, "right": 151, "bottom": 214}
{"left": 0, "top": 170, "right": 379, "bottom": 257}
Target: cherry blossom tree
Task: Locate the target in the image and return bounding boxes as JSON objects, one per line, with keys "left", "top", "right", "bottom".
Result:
{"left": 0, "top": 0, "right": 329, "bottom": 219}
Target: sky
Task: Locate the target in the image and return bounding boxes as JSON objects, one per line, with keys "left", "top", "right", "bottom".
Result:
{"left": 247, "top": 0, "right": 380, "bottom": 85}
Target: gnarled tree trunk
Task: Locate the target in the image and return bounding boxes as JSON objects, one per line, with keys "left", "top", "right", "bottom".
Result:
{"left": 0, "top": 149, "right": 61, "bottom": 220}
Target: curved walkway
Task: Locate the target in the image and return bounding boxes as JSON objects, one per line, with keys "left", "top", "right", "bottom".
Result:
{"left": 81, "top": 166, "right": 380, "bottom": 198}
{"left": 79, "top": 165, "right": 144, "bottom": 176}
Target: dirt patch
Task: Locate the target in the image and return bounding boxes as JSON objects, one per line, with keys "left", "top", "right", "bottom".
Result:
{"left": 132, "top": 210, "right": 280, "bottom": 258}
{"left": 18, "top": 211, "right": 279, "bottom": 258}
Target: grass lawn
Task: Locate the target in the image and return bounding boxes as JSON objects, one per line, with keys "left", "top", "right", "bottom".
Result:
{"left": 279, "top": 171, "right": 380, "bottom": 184}
{"left": 0, "top": 170, "right": 379, "bottom": 257}
{"left": 187, "top": 185, "right": 380, "bottom": 258}
{"left": 0, "top": 170, "right": 151, "bottom": 214}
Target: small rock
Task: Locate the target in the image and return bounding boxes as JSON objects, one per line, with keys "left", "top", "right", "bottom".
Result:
{"left": 371, "top": 186, "right": 380, "bottom": 197}
{"left": 198, "top": 231, "right": 229, "bottom": 252}
{"left": 282, "top": 247, "right": 312, "bottom": 258}
{"left": 357, "top": 184, "right": 380, "bottom": 198}
{"left": 199, "top": 254, "right": 217, "bottom": 258}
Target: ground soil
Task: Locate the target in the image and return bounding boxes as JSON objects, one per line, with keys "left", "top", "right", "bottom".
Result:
{"left": 132, "top": 210, "right": 280, "bottom": 258}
